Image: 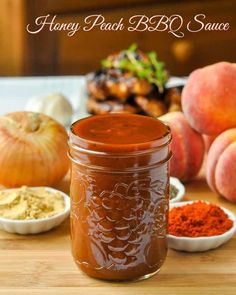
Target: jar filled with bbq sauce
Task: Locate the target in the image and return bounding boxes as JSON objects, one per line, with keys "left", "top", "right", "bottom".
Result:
{"left": 68, "top": 114, "right": 171, "bottom": 281}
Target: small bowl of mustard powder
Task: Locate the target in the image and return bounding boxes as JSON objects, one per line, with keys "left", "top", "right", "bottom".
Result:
{"left": 0, "top": 186, "right": 70, "bottom": 234}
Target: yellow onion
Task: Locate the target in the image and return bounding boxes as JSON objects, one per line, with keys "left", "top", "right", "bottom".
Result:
{"left": 0, "top": 112, "right": 69, "bottom": 187}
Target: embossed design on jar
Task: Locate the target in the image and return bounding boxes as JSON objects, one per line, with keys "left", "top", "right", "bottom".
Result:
{"left": 71, "top": 173, "right": 168, "bottom": 271}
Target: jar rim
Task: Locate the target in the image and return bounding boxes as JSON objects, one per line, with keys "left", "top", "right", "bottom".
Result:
{"left": 67, "top": 149, "right": 172, "bottom": 172}
{"left": 69, "top": 115, "right": 172, "bottom": 154}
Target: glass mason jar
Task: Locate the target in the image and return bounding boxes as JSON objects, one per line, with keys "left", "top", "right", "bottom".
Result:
{"left": 68, "top": 114, "right": 171, "bottom": 281}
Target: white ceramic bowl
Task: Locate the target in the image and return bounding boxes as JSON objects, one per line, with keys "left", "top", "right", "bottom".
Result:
{"left": 168, "top": 201, "right": 236, "bottom": 252}
{"left": 0, "top": 187, "right": 70, "bottom": 235}
{"left": 170, "top": 177, "right": 185, "bottom": 203}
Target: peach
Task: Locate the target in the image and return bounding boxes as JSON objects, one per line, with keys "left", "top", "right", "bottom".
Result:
{"left": 203, "top": 135, "right": 217, "bottom": 152}
{"left": 160, "top": 112, "right": 205, "bottom": 182}
{"left": 182, "top": 62, "right": 236, "bottom": 135}
{"left": 206, "top": 128, "right": 236, "bottom": 203}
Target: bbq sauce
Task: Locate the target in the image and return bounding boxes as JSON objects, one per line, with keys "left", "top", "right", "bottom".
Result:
{"left": 69, "top": 114, "right": 171, "bottom": 281}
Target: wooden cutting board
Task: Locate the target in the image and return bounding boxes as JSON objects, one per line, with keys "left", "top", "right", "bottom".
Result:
{"left": 0, "top": 175, "right": 235, "bottom": 295}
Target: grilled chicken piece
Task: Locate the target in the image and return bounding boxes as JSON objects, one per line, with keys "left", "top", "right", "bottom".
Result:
{"left": 87, "top": 79, "right": 106, "bottom": 100}
{"left": 105, "top": 79, "right": 130, "bottom": 101}
{"left": 87, "top": 70, "right": 131, "bottom": 102}
{"left": 87, "top": 97, "right": 140, "bottom": 115}
{"left": 129, "top": 78, "right": 153, "bottom": 96}
{"left": 87, "top": 69, "right": 153, "bottom": 101}
{"left": 86, "top": 46, "right": 184, "bottom": 117}
{"left": 165, "top": 87, "right": 182, "bottom": 105}
{"left": 135, "top": 96, "right": 167, "bottom": 117}
{"left": 164, "top": 87, "right": 182, "bottom": 112}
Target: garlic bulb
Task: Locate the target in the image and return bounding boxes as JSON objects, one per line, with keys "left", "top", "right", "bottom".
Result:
{"left": 25, "top": 93, "right": 73, "bottom": 126}
{"left": 0, "top": 112, "right": 69, "bottom": 187}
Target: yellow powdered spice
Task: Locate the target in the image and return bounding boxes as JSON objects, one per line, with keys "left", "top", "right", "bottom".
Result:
{"left": 0, "top": 186, "right": 65, "bottom": 220}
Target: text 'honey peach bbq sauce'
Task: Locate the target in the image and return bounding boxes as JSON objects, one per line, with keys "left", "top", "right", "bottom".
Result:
{"left": 69, "top": 114, "right": 171, "bottom": 281}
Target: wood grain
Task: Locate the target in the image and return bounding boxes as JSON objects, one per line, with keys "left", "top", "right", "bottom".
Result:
{"left": 1, "top": 0, "right": 235, "bottom": 76}
{"left": 0, "top": 0, "right": 26, "bottom": 75}
{"left": 0, "top": 175, "right": 235, "bottom": 294}
{"left": 55, "top": 0, "right": 236, "bottom": 76}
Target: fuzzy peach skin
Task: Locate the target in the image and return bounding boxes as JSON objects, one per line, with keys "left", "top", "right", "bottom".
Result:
{"left": 159, "top": 112, "right": 205, "bottom": 182}
{"left": 182, "top": 62, "right": 236, "bottom": 135}
{"left": 206, "top": 128, "right": 236, "bottom": 202}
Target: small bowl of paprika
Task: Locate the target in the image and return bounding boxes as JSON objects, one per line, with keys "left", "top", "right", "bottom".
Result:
{"left": 167, "top": 200, "right": 236, "bottom": 252}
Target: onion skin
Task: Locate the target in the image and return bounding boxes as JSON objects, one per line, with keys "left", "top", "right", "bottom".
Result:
{"left": 0, "top": 112, "right": 69, "bottom": 187}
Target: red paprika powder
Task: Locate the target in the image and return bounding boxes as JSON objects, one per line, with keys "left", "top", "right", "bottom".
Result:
{"left": 169, "top": 201, "right": 233, "bottom": 237}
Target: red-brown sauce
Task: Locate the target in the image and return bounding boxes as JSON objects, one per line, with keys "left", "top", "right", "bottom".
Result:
{"left": 69, "top": 114, "right": 171, "bottom": 281}
{"left": 72, "top": 114, "right": 168, "bottom": 146}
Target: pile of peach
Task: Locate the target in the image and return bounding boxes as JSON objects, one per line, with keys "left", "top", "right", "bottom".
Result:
{"left": 160, "top": 62, "right": 236, "bottom": 203}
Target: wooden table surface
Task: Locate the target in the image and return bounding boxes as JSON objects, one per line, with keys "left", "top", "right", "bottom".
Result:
{"left": 0, "top": 175, "right": 235, "bottom": 295}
